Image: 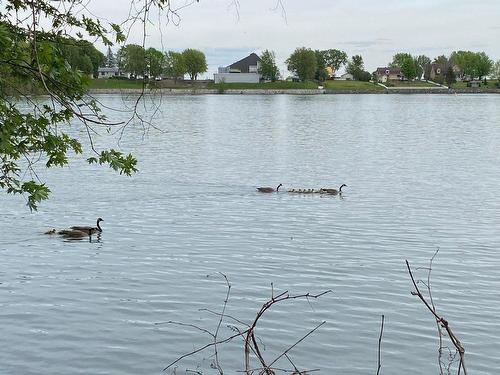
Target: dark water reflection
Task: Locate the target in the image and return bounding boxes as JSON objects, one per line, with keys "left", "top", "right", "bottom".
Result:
{"left": 1, "top": 94, "right": 500, "bottom": 374}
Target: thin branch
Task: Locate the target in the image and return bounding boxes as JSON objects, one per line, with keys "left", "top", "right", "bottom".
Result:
{"left": 406, "top": 260, "right": 467, "bottom": 375}
{"left": 376, "top": 314, "right": 384, "bottom": 375}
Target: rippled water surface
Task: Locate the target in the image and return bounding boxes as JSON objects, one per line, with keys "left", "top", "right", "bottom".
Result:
{"left": 1, "top": 94, "right": 500, "bottom": 375}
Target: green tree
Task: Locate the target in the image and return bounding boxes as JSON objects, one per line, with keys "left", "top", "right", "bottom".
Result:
{"left": 0, "top": 3, "right": 136, "bottom": 210}
{"left": 120, "top": 44, "right": 146, "bottom": 77}
{"left": 445, "top": 66, "right": 457, "bottom": 86}
{"left": 314, "top": 50, "right": 328, "bottom": 81}
{"left": 346, "top": 55, "right": 365, "bottom": 80}
{"left": 106, "top": 46, "right": 115, "bottom": 68}
{"left": 77, "top": 40, "right": 105, "bottom": 77}
{"left": 492, "top": 60, "right": 500, "bottom": 81}
{"left": 79, "top": 55, "right": 94, "bottom": 76}
{"left": 164, "top": 51, "right": 186, "bottom": 83}
{"left": 450, "top": 50, "right": 477, "bottom": 78}
{"left": 414, "top": 55, "right": 431, "bottom": 80}
{"left": 181, "top": 48, "right": 207, "bottom": 81}
{"left": 389, "top": 52, "right": 413, "bottom": 68}
{"left": 433, "top": 55, "right": 449, "bottom": 65}
{"left": 146, "top": 47, "right": 164, "bottom": 78}
{"left": 400, "top": 56, "right": 417, "bottom": 80}
{"left": 475, "top": 52, "right": 493, "bottom": 80}
{"left": 258, "top": 50, "right": 279, "bottom": 82}
{"left": 321, "top": 49, "right": 347, "bottom": 72}
{"left": 286, "top": 47, "right": 317, "bottom": 82}
{"left": 58, "top": 38, "right": 104, "bottom": 78}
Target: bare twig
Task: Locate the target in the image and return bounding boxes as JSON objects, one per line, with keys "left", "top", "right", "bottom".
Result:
{"left": 406, "top": 260, "right": 467, "bottom": 375}
{"left": 376, "top": 315, "right": 384, "bottom": 375}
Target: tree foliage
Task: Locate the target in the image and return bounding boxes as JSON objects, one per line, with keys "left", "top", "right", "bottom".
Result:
{"left": 414, "top": 55, "right": 431, "bottom": 80}
{"left": 146, "top": 47, "right": 164, "bottom": 78}
{"left": 181, "top": 48, "right": 207, "bottom": 81}
{"left": 492, "top": 60, "right": 500, "bottom": 81}
{"left": 286, "top": 47, "right": 317, "bottom": 82}
{"left": 346, "top": 55, "right": 370, "bottom": 80}
{"left": 258, "top": 50, "right": 279, "bottom": 82}
{"left": 321, "top": 49, "right": 347, "bottom": 72}
{"left": 106, "top": 46, "right": 116, "bottom": 68}
{"left": 389, "top": 52, "right": 413, "bottom": 69}
{"left": 119, "top": 44, "right": 146, "bottom": 77}
{"left": 445, "top": 66, "right": 457, "bottom": 86}
{"left": 400, "top": 57, "right": 417, "bottom": 80}
{"left": 164, "top": 51, "right": 186, "bottom": 81}
{"left": 314, "top": 50, "right": 328, "bottom": 81}
{"left": 0, "top": 1, "right": 136, "bottom": 210}
{"left": 450, "top": 51, "right": 493, "bottom": 79}
{"left": 433, "top": 55, "right": 449, "bottom": 65}
{"left": 390, "top": 52, "right": 417, "bottom": 80}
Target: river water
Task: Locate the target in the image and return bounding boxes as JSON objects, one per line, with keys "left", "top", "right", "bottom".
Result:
{"left": 1, "top": 94, "right": 500, "bottom": 374}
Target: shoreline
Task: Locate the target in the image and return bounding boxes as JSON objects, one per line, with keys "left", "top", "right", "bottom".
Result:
{"left": 87, "top": 88, "right": 500, "bottom": 95}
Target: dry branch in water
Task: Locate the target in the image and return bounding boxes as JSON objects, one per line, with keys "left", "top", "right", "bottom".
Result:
{"left": 158, "top": 274, "right": 331, "bottom": 374}
{"left": 406, "top": 258, "right": 467, "bottom": 375}
{"left": 376, "top": 314, "right": 384, "bottom": 375}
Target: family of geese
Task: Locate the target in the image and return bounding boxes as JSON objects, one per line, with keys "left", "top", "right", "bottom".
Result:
{"left": 257, "top": 183, "right": 347, "bottom": 195}
{"left": 45, "top": 185, "right": 345, "bottom": 239}
{"left": 45, "top": 218, "right": 104, "bottom": 239}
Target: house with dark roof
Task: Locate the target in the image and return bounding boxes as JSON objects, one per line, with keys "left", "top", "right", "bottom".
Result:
{"left": 424, "top": 63, "right": 462, "bottom": 82}
{"left": 374, "top": 67, "right": 403, "bottom": 82}
{"left": 214, "top": 53, "right": 261, "bottom": 83}
{"left": 424, "top": 63, "right": 447, "bottom": 81}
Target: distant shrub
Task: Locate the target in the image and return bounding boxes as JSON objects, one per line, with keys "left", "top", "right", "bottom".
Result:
{"left": 433, "top": 76, "right": 444, "bottom": 85}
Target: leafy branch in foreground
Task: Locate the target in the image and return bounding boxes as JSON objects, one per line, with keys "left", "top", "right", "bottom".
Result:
{"left": 0, "top": 1, "right": 139, "bottom": 210}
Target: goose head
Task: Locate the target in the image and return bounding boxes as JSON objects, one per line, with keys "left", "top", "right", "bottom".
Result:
{"left": 96, "top": 218, "right": 104, "bottom": 231}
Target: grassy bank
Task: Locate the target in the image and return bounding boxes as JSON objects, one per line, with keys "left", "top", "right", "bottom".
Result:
{"left": 449, "top": 80, "right": 499, "bottom": 89}
{"left": 324, "top": 80, "right": 383, "bottom": 91}
{"left": 385, "top": 80, "right": 439, "bottom": 87}
{"left": 207, "top": 81, "right": 319, "bottom": 90}
{"left": 89, "top": 79, "right": 147, "bottom": 89}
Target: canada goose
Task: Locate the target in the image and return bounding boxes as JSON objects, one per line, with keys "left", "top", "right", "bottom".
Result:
{"left": 58, "top": 228, "right": 92, "bottom": 238}
{"left": 58, "top": 228, "right": 93, "bottom": 242}
{"left": 320, "top": 184, "right": 347, "bottom": 195}
{"left": 257, "top": 184, "right": 282, "bottom": 193}
{"left": 44, "top": 229, "right": 56, "bottom": 235}
{"left": 70, "top": 218, "right": 103, "bottom": 235}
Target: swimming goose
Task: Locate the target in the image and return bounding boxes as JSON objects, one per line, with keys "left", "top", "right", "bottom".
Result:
{"left": 257, "top": 184, "right": 282, "bottom": 193}
{"left": 320, "top": 184, "right": 347, "bottom": 195}
{"left": 58, "top": 228, "right": 92, "bottom": 238}
{"left": 70, "top": 218, "right": 103, "bottom": 235}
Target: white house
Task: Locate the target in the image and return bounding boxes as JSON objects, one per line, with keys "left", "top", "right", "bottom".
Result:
{"left": 214, "top": 53, "right": 261, "bottom": 83}
{"left": 338, "top": 73, "right": 354, "bottom": 80}
{"left": 97, "top": 67, "right": 121, "bottom": 79}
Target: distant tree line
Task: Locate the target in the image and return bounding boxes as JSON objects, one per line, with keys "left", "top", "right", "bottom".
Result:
{"left": 283, "top": 48, "right": 372, "bottom": 82}
{"left": 387, "top": 51, "right": 496, "bottom": 85}
{"left": 109, "top": 45, "right": 208, "bottom": 81}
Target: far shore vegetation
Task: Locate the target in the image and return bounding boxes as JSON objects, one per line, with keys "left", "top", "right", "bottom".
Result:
{"left": 88, "top": 44, "right": 500, "bottom": 93}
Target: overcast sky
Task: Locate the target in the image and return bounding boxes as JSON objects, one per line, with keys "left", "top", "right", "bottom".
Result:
{"left": 89, "top": 0, "right": 500, "bottom": 77}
